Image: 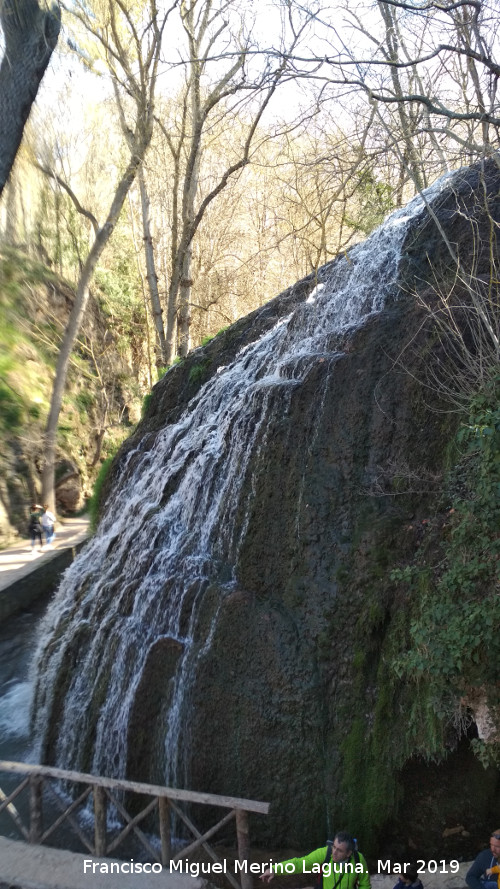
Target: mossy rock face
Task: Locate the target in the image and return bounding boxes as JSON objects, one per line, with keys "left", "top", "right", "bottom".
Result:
{"left": 186, "top": 589, "right": 326, "bottom": 846}
{"left": 127, "top": 636, "right": 184, "bottom": 785}
{"left": 112, "top": 303, "right": 478, "bottom": 853}
{"left": 40, "top": 160, "right": 500, "bottom": 858}
{"left": 398, "top": 160, "right": 500, "bottom": 286}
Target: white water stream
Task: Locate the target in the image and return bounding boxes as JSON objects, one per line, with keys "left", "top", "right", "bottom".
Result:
{"left": 31, "top": 174, "right": 454, "bottom": 788}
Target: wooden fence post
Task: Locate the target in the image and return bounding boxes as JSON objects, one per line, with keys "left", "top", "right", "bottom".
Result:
{"left": 29, "top": 774, "right": 43, "bottom": 844}
{"left": 94, "top": 785, "right": 107, "bottom": 857}
{"left": 158, "top": 796, "right": 171, "bottom": 866}
{"left": 236, "top": 809, "right": 252, "bottom": 889}
{"left": 0, "top": 761, "right": 269, "bottom": 873}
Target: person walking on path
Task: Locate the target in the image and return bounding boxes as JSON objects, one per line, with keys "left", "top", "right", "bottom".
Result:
{"left": 28, "top": 504, "right": 44, "bottom": 554}
{"left": 466, "top": 830, "right": 500, "bottom": 889}
{"left": 41, "top": 504, "right": 56, "bottom": 549}
{"left": 261, "top": 831, "right": 370, "bottom": 889}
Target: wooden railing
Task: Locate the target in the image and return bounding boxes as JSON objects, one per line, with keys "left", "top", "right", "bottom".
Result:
{"left": 0, "top": 760, "right": 270, "bottom": 889}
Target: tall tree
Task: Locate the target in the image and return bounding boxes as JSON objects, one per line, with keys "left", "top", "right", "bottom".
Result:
{"left": 40, "top": 0, "right": 172, "bottom": 510}
{"left": 0, "top": 0, "right": 60, "bottom": 196}
{"left": 151, "top": 0, "right": 311, "bottom": 362}
{"left": 285, "top": 0, "right": 500, "bottom": 172}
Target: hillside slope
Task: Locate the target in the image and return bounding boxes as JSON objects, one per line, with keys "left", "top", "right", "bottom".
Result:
{"left": 0, "top": 246, "right": 145, "bottom": 544}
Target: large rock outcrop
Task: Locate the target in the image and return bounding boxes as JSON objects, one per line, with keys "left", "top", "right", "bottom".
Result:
{"left": 33, "top": 160, "right": 500, "bottom": 859}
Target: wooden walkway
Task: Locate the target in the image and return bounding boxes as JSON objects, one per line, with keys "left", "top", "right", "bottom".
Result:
{"left": 0, "top": 760, "right": 270, "bottom": 889}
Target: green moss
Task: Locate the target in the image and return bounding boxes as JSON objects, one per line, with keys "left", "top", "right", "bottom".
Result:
{"left": 351, "top": 647, "right": 365, "bottom": 672}
{"left": 88, "top": 455, "right": 116, "bottom": 532}
{"left": 188, "top": 359, "right": 211, "bottom": 385}
{"left": 0, "top": 382, "right": 24, "bottom": 431}
{"left": 334, "top": 377, "right": 500, "bottom": 857}
{"left": 199, "top": 327, "right": 229, "bottom": 347}
{"left": 157, "top": 357, "right": 184, "bottom": 380}
{"left": 326, "top": 488, "right": 464, "bottom": 856}
{"left": 339, "top": 650, "right": 398, "bottom": 851}
{"left": 393, "top": 377, "right": 500, "bottom": 697}
{"left": 141, "top": 392, "right": 153, "bottom": 418}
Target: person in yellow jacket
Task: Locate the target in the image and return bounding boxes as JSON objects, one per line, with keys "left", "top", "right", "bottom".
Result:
{"left": 261, "top": 831, "right": 371, "bottom": 889}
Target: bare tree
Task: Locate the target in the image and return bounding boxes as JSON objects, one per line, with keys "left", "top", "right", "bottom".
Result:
{"left": 284, "top": 0, "right": 499, "bottom": 170}
{"left": 268, "top": 108, "right": 389, "bottom": 276}
{"left": 39, "top": 0, "right": 173, "bottom": 510}
{"left": 0, "top": 0, "right": 60, "bottom": 196}
{"left": 150, "top": 0, "right": 312, "bottom": 362}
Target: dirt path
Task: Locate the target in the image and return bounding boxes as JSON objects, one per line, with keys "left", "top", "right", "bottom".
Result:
{"left": 0, "top": 516, "right": 89, "bottom": 593}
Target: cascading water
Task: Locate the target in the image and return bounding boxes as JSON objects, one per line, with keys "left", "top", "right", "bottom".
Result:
{"left": 31, "top": 174, "right": 454, "bottom": 789}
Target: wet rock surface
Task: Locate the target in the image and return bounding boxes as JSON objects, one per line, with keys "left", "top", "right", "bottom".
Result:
{"left": 34, "top": 160, "right": 500, "bottom": 859}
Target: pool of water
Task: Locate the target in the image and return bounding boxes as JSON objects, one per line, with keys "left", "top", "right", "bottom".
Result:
{"left": 0, "top": 597, "right": 163, "bottom": 859}
{"left": 0, "top": 596, "right": 51, "bottom": 838}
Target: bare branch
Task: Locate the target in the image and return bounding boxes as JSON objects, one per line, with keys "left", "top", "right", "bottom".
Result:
{"left": 36, "top": 163, "right": 99, "bottom": 234}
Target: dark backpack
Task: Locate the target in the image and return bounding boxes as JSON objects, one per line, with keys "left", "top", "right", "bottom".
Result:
{"left": 29, "top": 513, "right": 41, "bottom": 533}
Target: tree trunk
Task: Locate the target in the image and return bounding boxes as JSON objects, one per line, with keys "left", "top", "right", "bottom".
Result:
{"left": 41, "top": 149, "right": 147, "bottom": 510}
{"left": 164, "top": 148, "right": 182, "bottom": 366}
{"left": 0, "top": 0, "right": 61, "bottom": 195}
{"left": 3, "top": 171, "right": 17, "bottom": 243}
{"left": 178, "top": 242, "right": 194, "bottom": 357}
{"left": 378, "top": 1, "right": 425, "bottom": 192}
{"left": 166, "top": 270, "right": 180, "bottom": 366}
{"left": 138, "top": 165, "right": 168, "bottom": 366}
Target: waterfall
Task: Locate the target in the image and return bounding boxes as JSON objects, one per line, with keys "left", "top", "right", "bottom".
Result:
{"left": 31, "top": 174, "right": 454, "bottom": 787}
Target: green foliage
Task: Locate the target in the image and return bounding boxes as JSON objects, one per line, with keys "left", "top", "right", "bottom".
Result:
{"left": 470, "top": 738, "right": 500, "bottom": 768}
{"left": 188, "top": 359, "right": 211, "bottom": 385}
{"left": 389, "top": 565, "right": 419, "bottom": 584}
{"left": 332, "top": 378, "right": 500, "bottom": 854}
{"left": 0, "top": 249, "right": 55, "bottom": 436}
{"left": 0, "top": 381, "right": 23, "bottom": 431}
{"left": 75, "top": 390, "right": 95, "bottom": 411}
{"left": 28, "top": 403, "right": 42, "bottom": 420}
{"left": 0, "top": 246, "right": 141, "bottom": 537}
{"left": 345, "top": 170, "right": 396, "bottom": 236}
{"left": 94, "top": 251, "right": 144, "bottom": 358}
{"left": 391, "top": 374, "right": 500, "bottom": 710}
{"left": 88, "top": 456, "right": 116, "bottom": 532}
{"left": 32, "top": 183, "right": 91, "bottom": 282}
{"left": 75, "top": 389, "right": 96, "bottom": 421}
{"left": 141, "top": 392, "right": 153, "bottom": 417}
